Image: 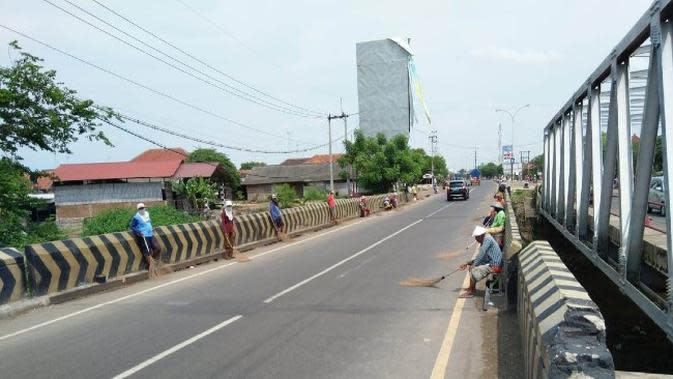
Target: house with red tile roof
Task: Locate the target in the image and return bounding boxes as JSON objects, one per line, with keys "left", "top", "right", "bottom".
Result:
{"left": 52, "top": 148, "right": 230, "bottom": 222}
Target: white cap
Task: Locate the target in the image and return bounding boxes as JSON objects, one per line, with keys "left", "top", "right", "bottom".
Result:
{"left": 225, "top": 200, "right": 233, "bottom": 207}
{"left": 137, "top": 203, "right": 146, "bottom": 209}
{"left": 472, "top": 226, "right": 487, "bottom": 237}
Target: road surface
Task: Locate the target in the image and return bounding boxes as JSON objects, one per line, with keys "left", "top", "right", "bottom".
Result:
{"left": 0, "top": 184, "right": 519, "bottom": 378}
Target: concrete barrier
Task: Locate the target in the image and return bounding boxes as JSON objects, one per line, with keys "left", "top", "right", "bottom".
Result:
{"left": 0, "top": 248, "right": 27, "bottom": 304}
{"left": 504, "top": 191, "right": 525, "bottom": 307}
{"left": 518, "top": 241, "right": 614, "bottom": 378}
{"left": 154, "top": 220, "right": 223, "bottom": 264}
{"left": 25, "top": 232, "right": 145, "bottom": 296}
{"left": 11, "top": 192, "right": 410, "bottom": 303}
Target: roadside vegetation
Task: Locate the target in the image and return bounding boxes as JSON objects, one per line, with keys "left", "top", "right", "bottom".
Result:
{"left": 0, "top": 42, "right": 116, "bottom": 248}
{"left": 82, "top": 206, "right": 202, "bottom": 236}
{"left": 338, "top": 130, "right": 447, "bottom": 194}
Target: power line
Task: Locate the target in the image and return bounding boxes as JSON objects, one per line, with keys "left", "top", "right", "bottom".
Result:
{"left": 41, "top": 0, "right": 321, "bottom": 118}
{"left": 101, "top": 118, "right": 345, "bottom": 181}
{"left": 116, "top": 112, "right": 343, "bottom": 154}
{"left": 173, "top": 0, "right": 284, "bottom": 71}
{"left": 0, "top": 23, "right": 318, "bottom": 145}
{"left": 96, "top": 0, "right": 325, "bottom": 117}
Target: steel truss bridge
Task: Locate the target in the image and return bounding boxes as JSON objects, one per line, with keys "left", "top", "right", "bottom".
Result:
{"left": 541, "top": 0, "right": 673, "bottom": 339}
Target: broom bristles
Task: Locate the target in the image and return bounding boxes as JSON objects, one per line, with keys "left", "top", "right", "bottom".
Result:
{"left": 400, "top": 277, "right": 444, "bottom": 287}
{"left": 234, "top": 251, "right": 251, "bottom": 263}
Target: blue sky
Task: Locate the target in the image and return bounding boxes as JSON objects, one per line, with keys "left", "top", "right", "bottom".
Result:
{"left": 1, "top": 0, "right": 653, "bottom": 171}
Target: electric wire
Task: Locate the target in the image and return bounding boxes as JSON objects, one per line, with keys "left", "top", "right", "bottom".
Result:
{"left": 92, "top": 0, "right": 326, "bottom": 117}
{"left": 100, "top": 118, "right": 347, "bottom": 181}
{"left": 115, "top": 112, "right": 343, "bottom": 154}
{"left": 0, "top": 24, "right": 319, "bottom": 145}
{"left": 41, "top": 0, "right": 321, "bottom": 118}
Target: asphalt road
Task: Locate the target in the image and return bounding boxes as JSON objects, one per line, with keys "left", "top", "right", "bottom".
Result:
{"left": 0, "top": 184, "right": 509, "bottom": 379}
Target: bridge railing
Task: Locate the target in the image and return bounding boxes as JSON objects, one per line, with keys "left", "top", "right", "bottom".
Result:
{"left": 541, "top": 0, "right": 673, "bottom": 340}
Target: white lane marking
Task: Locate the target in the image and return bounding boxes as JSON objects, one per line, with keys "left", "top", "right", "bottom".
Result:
{"left": 426, "top": 203, "right": 452, "bottom": 218}
{"left": 0, "top": 218, "right": 370, "bottom": 342}
{"left": 429, "top": 188, "right": 475, "bottom": 218}
{"left": 263, "top": 218, "right": 424, "bottom": 303}
{"left": 110, "top": 315, "right": 242, "bottom": 379}
{"left": 337, "top": 255, "right": 377, "bottom": 279}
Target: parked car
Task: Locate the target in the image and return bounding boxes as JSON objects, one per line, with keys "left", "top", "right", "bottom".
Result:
{"left": 648, "top": 176, "right": 666, "bottom": 216}
{"left": 447, "top": 180, "right": 469, "bottom": 201}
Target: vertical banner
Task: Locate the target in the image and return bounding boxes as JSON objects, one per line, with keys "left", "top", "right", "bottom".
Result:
{"left": 408, "top": 60, "right": 432, "bottom": 125}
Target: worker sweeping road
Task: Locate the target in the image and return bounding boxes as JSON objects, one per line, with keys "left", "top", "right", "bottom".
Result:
{"left": 130, "top": 203, "right": 161, "bottom": 275}
{"left": 327, "top": 190, "right": 337, "bottom": 224}
{"left": 220, "top": 200, "right": 236, "bottom": 260}
{"left": 269, "top": 194, "right": 284, "bottom": 238}
{"left": 458, "top": 226, "right": 503, "bottom": 298}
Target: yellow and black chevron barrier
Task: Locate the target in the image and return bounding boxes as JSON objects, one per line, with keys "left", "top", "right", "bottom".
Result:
{"left": 517, "top": 241, "right": 613, "bottom": 378}
{"left": 154, "top": 220, "right": 223, "bottom": 264}
{"left": 25, "top": 232, "right": 145, "bottom": 296}
{"left": 15, "top": 193, "right": 410, "bottom": 302}
{"left": 0, "top": 248, "right": 27, "bottom": 304}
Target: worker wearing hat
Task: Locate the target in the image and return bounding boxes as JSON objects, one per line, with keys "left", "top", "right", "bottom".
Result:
{"left": 269, "top": 194, "right": 284, "bottom": 236}
{"left": 130, "top": 203, "right": 161, "bottom": 272}
{"left": 486, "top": 202, "right": 506, "bottom": 248}
{"left": 221, "top": 200, "right": 236, "bottom": 259}
{"left": 458, "top": 226, "right": 503, "bottom": 298}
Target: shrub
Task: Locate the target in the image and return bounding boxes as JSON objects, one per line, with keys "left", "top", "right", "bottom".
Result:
{"left": 303, "top": 186, "right": 327, "bottom": 201}
{"left": 2, "top": 218, "right": 67, "bottom": 249}
{"left": 273, "top": 183, "right": 297, "bottom": 208}
{"left": 82, "top": 205, "right": 202, "bottom": 236}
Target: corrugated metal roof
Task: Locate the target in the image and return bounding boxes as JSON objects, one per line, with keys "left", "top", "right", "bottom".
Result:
{"left": 174, "top": 162, "right": 217, "bottom": 178}
{"left": 243, "top": 163, "right": 340, "bottom": 185}
{"left": 131, "top": 148, "right": 188, "bottom": 162}
{"left": 54, "top": 160, "right": 182, "bottom": 182}
{"left": 304, "top": 154, "right": 343, "bottom": 164}
{"left": 280, "top": 157, "right": 310, "bottom": 165}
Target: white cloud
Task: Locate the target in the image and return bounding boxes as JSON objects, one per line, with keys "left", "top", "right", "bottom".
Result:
{"left": 469, "top": 46, "right": 562, "bottom": 64}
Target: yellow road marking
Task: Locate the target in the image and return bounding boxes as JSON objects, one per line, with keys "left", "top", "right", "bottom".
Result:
{"left": 430, "top": 266, "right": 472, "bottom": 378}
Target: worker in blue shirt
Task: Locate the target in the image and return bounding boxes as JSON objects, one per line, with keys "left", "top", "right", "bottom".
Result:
{"left": 269, "top": 194, "right": 284, "bottom": 237}
{"left": 458, "top": 226, "right": 503, "bottom": 298}
{"left": 130, "top": 203, "right": 161, "bottom": 272}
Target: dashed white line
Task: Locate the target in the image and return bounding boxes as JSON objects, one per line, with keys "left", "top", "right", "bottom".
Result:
{"left": 110, "top": 315, "right": 242, "bottom": 379}
{"left": 0, "top": 218, "right": 370, "bottom": 342}
{"left": 263, "top": 218, "right": 424, "bottom": 303}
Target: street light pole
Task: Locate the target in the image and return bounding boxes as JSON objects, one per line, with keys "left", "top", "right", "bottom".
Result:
{"left": 496, "top": 104, "right": 529, "bottom": 180}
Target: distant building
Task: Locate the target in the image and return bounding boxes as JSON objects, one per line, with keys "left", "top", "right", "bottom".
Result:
{"left": 356, "top": 38, "right": 413, "bottom": 139}
{"left": 52, "top": 148, "right": 230, "bottom": 224}
{"left": 242, "top": 154, "right": 349, "bottom": 201}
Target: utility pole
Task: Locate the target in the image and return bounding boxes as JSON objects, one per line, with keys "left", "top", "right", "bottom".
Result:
{"left": 340, "top": 98, "right": 351, "bottom": 195}
{"left": 328, "top": 115, "right": 333, "bottom": 191}
{"left": 473, "top": 146, "right": 476, "bottom": 170}
{"left": 428, "top": 130, "right": 438, "bottom": 193}
{"left": 327, "top": 111, "right": 350, "bottom": 193}
{"left": 497, "top": 123, "right": 502, "bottom": 165}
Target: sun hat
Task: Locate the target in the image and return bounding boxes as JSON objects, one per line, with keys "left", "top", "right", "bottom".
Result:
{"left": 472, "top": 225, "right": 487, "bottom": 236}
{"left": 225, "top": 200, "right": 233, "bottom": 207}
{"left": 136, "top": 203, "right": 145, "bottom": 209}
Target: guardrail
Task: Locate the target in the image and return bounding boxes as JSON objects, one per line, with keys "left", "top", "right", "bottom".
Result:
{"left": 541, "top": 0, "right": 673, "bottom": 340}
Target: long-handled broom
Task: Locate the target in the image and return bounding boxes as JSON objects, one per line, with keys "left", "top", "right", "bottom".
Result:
{"left": 400, "top": 268, "right": 462, "bottom": 287}
{"left": 402, "top": 239, "right": 478, "bottom": 287}
{"left": 143, "top": 235, "right": 173, "bottom": 277}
